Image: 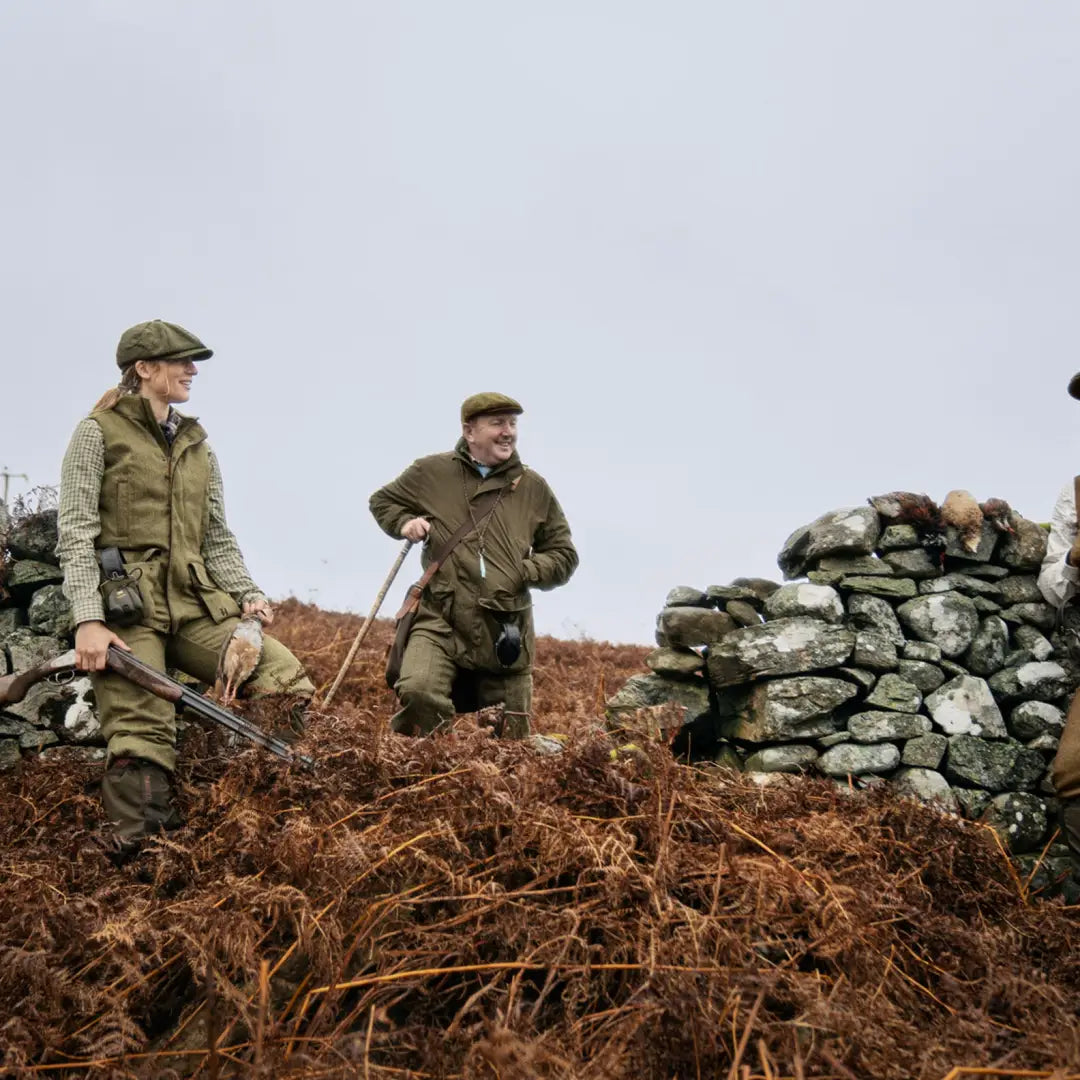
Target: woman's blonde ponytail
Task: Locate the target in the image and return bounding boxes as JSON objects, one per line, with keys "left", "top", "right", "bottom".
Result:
{"left": 92, "top": 364, "right": 142, "bottom": 412}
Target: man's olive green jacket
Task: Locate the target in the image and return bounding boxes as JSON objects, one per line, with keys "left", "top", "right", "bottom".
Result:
{"left": 369, "top": 441, "right": 578, "bottom": 673}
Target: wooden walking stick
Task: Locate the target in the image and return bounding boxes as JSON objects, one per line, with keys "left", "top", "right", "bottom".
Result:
{"left": 323, "top": 540, "right": 414, "bottom": 707}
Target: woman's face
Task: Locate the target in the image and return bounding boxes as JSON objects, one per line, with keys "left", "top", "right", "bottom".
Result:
{"left": 136, "top": 358, "right": 198, "bottom": 405}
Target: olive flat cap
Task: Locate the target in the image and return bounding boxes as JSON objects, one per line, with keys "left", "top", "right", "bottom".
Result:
{"left": 116, "top": 319, "right": 213, "bottom": 369}
{"left": 461, "top": 392, "right": 523, "bottom": 424}
{"left": 1069, "top": 373, "right": 1080, "bottom": 400}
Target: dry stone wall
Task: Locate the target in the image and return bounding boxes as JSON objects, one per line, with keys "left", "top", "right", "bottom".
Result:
{"left": 0, "top": 503, "right": 101, "bottom": 768}
{"left": 608, "top": 497, "right": 1076, "bottom": 860}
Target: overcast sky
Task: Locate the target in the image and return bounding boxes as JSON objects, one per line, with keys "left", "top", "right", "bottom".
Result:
{"left": 3, "top": 2, "right": 1079, "bottom": 644}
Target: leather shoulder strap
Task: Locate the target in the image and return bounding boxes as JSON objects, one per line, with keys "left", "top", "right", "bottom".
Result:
{"left": 393, "top": 486, "right": 505, "bottom": 620}
{"left": 1074, "top": 476, "right": 1080, "bottom": 530}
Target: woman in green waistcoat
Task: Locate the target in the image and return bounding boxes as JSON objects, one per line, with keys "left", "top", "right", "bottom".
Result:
{"left": 57, "top": 319, "right": 314, "bottom": 858}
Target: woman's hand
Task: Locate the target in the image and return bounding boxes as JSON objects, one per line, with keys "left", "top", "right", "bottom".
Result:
{"left": 401, "top": 517, "right": 431, "bottom": 543}
{"left": 75, "top": 621, "right": 131, "bottom": 671}
{"left": 243, "top": 597, "right": 274, "bottom": 626}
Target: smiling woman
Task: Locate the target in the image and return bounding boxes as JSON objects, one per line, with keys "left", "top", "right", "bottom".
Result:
{"left": 55, "top": 319, "right": 315, "bottom": 860}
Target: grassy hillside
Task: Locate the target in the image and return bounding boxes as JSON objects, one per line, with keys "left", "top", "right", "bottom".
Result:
{"left": 1, "top": 601, "right": 1078, "bottom": 1079}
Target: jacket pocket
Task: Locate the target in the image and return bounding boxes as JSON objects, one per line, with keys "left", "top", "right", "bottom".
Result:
{"left": 188, "top": 561, "right": 242, "bottom": 623}
{"left": 477, "top": 594, "right": 533, "bottom": 673}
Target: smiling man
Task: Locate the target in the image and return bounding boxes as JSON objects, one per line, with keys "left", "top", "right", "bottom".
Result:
{"left": 369, "top": 393, "right": 578, "bottom": 738}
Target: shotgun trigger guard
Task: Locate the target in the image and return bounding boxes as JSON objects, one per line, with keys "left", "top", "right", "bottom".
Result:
{"left": 49, "top": 669, "right": 76, "bottom": 687}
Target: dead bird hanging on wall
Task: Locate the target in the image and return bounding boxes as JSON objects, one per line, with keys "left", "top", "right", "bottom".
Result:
{"left": 940, "top": 490, "right": 984, "bottom": 554}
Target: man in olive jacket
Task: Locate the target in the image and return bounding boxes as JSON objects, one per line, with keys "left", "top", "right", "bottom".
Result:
{"left": 369, "top": 393, "right": 578, "bottom": 737}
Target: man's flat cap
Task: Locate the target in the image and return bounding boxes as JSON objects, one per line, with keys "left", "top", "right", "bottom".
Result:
{"left": 461, "top": 392, "right": 524, "bottom": 424}
{"left": 1069, "top": 373, "right": 1080, "bottom": 400}
{"left": 116, "top": 320, "right": 213, "bottom": 369}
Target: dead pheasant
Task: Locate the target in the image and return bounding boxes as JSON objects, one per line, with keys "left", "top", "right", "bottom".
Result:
{"left": 868, "top": 491, "right": 946, "bottom": 565}
{"left": 868, "top": 491, "right": 940, "bottom": 527}
{"left": 214, "top": 615, "right": 264, "bottom": 706}
{"left": 940, "top": 490, "right": 984, "bottom": 554}
{"left": 980, "top": 497, "right": 1015, "bottom": 535}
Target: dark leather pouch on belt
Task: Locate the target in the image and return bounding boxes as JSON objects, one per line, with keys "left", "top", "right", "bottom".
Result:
{"left": 97, "top": 547, "right": 145, "bottom": 627}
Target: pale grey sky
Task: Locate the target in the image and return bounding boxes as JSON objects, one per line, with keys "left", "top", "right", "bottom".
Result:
{"left": 3, "top": 2, "right": 1079, "bottom": 643}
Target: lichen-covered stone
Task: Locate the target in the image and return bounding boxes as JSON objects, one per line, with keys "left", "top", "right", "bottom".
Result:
{"left": 892, "top": 767, "right": 958, "bottom": 810}
{"left": 919, "top": 574, "right": 1001, "bottom": 598}
{"left": 778, "top": 507, "right": 882, "bottom": 579}
{"left": 62, "top": 677, "right": 99, "bottom": 744}
{"left": 1008, "top": 701, "right": 1066, "bottom": 741}
{"left": 902, "top": 641, "right": 942, "bottom": 663}
{"left": 724, "top": 578, "right": 779, "bottom": 603}
{"left": 944, "top": 735, "right": 1045, "bottom": 793}
{"left": 743, "top": 745, "right": 819, "bottom": 773}
{"left": 988, "top": 662, "right": 1072, "bottom": 703}
{"left": 721, "top": 676, "right": 858, "bottom": 742}
{"left": 1013, "top": 625, "right": 1053, "bottom": 662}
{"left": 664, "top": 586, "right": 710, "bottom": 608}
{"left": 964, "top": 616, "right": 1008, "bottom": 678}
{"left": 836, "top": 667, "right": 877, "bottom": 692}
{"left": 838, "top": 576, "right": 918, "bottom": 600}
{"left": 3, "top": 628, "right": 68, "bottom": 672}
{"left": 1028, "top": 733, "right": 1060, "bottom": 754}
{"left": 877, "top": 524, "right": 920, "bottom": 551}
{"left": 940, "top": 659, "right": 969, "bottom": 678}
{"left": 925, "top": 675, "right": 1007, "bottom": 738}
{"left": 847, "top": 711, "right": 931, "bottom": 742}
{"left": 896, "top": 593, "right": 980, "bottom": 657}
{"left": 27, "top": 584, "right": 74, "bottom": 638}
{"left": 5, "top": 560, "right": 63, "bottom": 600}
{"left": 6, "top": 510, "right": 59, "bottom": 564}
{"left": 902, "top": 733, "right": 948, "bottom": 769}
{"left": 815, "top": 555, "right": 894, "bottom": 576}
{"left": 864, "top": 673, "right": 923, "bottom": 713}
{"left": 998, "top": 603, "right": 1056, "bottom": 633}
{"left": 645, "top": 648, "right": 703, "bottom": 678}
{"left": 954, "top": 787, "right": 993, "bottom": 819}
{"left": 847, "top": 594, "right": 905, "bottom": 646}
{"left": 725, "top": 600, "right": 762, "bottom": 627}
{"left": 818, "top": 742, "right": 901, "bottom": 777}
{"left": 998, "top": 576, "right": 1045, "bottom": 605}
{"left": 882, "top": 549, "right": 941, "bottom": 579}
{"left": 706, "top": 619, "right": 855, "bottom": 688}
{"left": 972, "top": 596, "right": 1003, "bottom": 615}
{"left": 19, "top": 729, "right": 58, "bottom": 752}
{"left": 897, "top": 659, "right": 946, "bottom": 694}
{"left": 658, "top": 606, "right": 737, "bottom": 647}
{"left": 764, "top": 583, "right": 844, "bottom": 624}
{"left": 852, "top": 631, "right": 899, "bottom": 672}
{"left": 997, "top": 517, "right": 1049, "bottom": 571}
{"left": 0, "top": 740, "right": 21, "bottom": 772}
{"left": 984, "top": 792, "right": 1048, "bottom": 854}
{"left": 606, "top": 674, "right": 711, "bottom": 731}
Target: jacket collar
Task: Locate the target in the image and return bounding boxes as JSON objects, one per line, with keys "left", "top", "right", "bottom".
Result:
{"left": 454, "top": 437, "right": 522, "bottom": 479}
{"left": 112, "top": 394, "right": 204, "bottom": 452}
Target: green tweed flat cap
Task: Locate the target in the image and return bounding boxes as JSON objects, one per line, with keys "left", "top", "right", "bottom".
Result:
{"left": 116, "top": 319, "right": 213, "bottom": 369}
{"left": 461, "top": 392, "right": 523, "bottom": 424}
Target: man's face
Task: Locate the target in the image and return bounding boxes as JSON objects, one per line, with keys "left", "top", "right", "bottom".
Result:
{"left": 464, "top": 411, "right": 518, "bottom": 466}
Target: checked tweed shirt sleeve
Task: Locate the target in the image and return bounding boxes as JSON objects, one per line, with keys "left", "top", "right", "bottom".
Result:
{"left": 201, "top": 447, "right": 265, "bottom": 607}
{"left": 57, "top": 418, "right": 108, "bottom": 625}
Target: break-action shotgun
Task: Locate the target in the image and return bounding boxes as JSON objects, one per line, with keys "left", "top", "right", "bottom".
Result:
{"left": 0, "top": 645, "right": 314, "bottom": 771}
